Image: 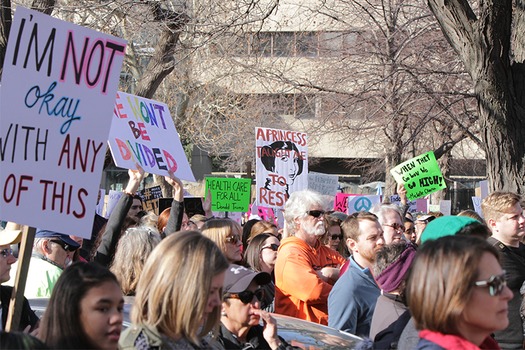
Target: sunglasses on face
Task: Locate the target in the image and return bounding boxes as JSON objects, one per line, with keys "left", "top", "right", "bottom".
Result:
{"left": 225, "top": 235, "right": 241, "bottom": 245}
{"left": 474, "top": 271, "right": 507, "bottom": 296}
{"left": 130, "top": 205, "right": 143, "bottom": 210}
{"left": 261, "top": 243, "right": 279, "bottom": 252}
{"left": 331, "top": 234, "right": 342, "bottom": 240}
{"left": 225, "top": 288, "right": 265, "bottom": 304}
{"left": 306, "top": 210, "right": 325, "bottom": 218}
{"left": 383, "top": 223, "right": 405, "bottom": 232}
{"left": 50, "top": 239, "right": 77, "bottom": 252}
{"left": 0, "top": 248, "right": 13, "bottom": 258}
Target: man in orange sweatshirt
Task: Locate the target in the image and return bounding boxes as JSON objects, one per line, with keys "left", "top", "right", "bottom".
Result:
{"left": 274, "top": 190, "right": 345, "bottom": 325}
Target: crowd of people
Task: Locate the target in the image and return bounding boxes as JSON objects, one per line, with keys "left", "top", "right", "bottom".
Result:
{"left": 0, "top": 170, "right": 524, "bottom": 350}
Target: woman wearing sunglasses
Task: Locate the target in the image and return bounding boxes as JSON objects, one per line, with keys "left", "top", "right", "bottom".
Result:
{"left": 202, "top": 218, "right": 243, "bottom": 263}
{"left": 218, "top": 264, "right": 291, "bottom": 350}
{"left": 244, "top": 233, "right": 280, "bottom": 312}
{"left": 407, "top": 235, "right": 512, "bottom": 349}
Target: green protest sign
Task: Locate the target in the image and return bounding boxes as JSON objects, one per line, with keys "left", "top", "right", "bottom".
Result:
{"left": 205, "top": 177, "right": 252, "bottom": 212}
{"left": 390, "top": 151, "right": 446, "bottom": 200}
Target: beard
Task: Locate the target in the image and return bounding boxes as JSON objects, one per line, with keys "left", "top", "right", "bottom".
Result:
{"left": 303, "top": 219, "right": 326, "bottom": 236}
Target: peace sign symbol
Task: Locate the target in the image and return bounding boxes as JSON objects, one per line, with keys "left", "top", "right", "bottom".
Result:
{"left": 354, "top": 197, "right": 372, "bottom": 212}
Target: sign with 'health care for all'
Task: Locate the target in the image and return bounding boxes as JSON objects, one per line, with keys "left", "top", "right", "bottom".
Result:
{"left": 390, "top": 151, "right": 446, "bottom": 200}
{"left": 0, "top": 7, "right": 126, "bottom": 238}
{"left": 205, "top": 177, "right": 251, "bottom": 212}
{"left": 108, "top": 92, "right": 195, "bottom": 181}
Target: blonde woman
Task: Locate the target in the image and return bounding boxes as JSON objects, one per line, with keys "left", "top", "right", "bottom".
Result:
{"left": 201, "top": 218, "right": 243, "bottom": 263}
{"left": 119, "top": 231, "right": 229, "bottom": 349}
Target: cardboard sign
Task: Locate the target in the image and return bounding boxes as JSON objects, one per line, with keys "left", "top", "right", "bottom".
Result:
{"left": 205, "top": 177, "right": 251, "bottom": 212}
{"left": 255, "top": 127, "right": 308, "bottom": 209}
{"left": 390, "top": 151, "right": 446, "bottom": 200}
{"left": 308, "top": 171, "right": 339, "bottom": 196}
{"left": 0, "top": 7, "right": 126, "bottom": 238}
{"left": 108, "top": 92, "right": 195, "bottom": 181}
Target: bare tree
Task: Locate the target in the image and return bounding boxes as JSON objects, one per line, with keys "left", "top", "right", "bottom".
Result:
{"left": 428, "top": 0, "right": 525, "bottom": 194}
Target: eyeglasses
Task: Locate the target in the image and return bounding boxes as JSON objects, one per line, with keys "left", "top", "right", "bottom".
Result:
{"left": 50, "top": 240, "right": 77, "bottom": 252}
{"left": 225, "top": 288, "right": 265, "bottom": 304}
{"left": 130, "top": 205, "right": 143, "bottom": 210}
{"left": 261, "top": 243, "right": 279, "bottom": 252}
{"left": 474, "top": 271, "right": 507, "bottom": 296}
{"left": 331, "top": 234, "right": 342, "bottom": 240}
{"left": 225, "top": 235, "right": 241, "bottom": 245}
{"left": 306, "top": 210, "right": 325, "bottom": 218}
{"left": 383, "top": 223, "right": 405, "bottom": 232}
{"left": 0, "top": 248, "right": 13, "bottom": 258}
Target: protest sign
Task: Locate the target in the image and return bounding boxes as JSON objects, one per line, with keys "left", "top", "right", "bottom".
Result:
{"left": 206, "top": 177, "right": 251, "bottom": 212}
{"left": 347, "top": 195, "right": 381, "bottom": 214}
{"left": 105, "top": 190, "right": 123, "bottom": 219}
{"left": 479, "top": 180, "right": 489, "bottom": 199}
{"left": 140, "top": 185, "right": 163, "bottom": 202}
{"left": 96, "top": 189, "right": 105, "bottom": 216}
{"left": 255, "top": 127, "right": 308, "bottom": 209}
{"left": 389, "top": 195, "right": 429, "bottom": 214}
{"left": 334, "top": 193, "right": 353, "bottom": 213}
{"left": 250, "top": 203, "right": 277, "bottom": 225}
{"left": 308, "top": 172, "right": 339, "bottom": 196}
{"left": 472, "top": 196, "right": 483, "bottom": 217}
{"left": 0, "top": 7, "right": 126, "bottom": 238}
{"left": 108, "top": 92, "right": 195, "bottom": 181}
{"left": 439, "top": 200, "right": 451, "bottom": 216}
{"left": 390, "top": 151, "right": 446, "bottom": 200}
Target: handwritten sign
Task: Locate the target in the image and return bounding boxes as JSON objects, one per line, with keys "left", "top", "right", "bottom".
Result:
{"left": 472, "top": 196, "right": 483, "bottom": 217}
{"left": 390, "top": 195, "right": 428, "bottom": 214}
{"left": 0, "top": 7, "right": 126, "bottom": 238}
{"left": 308, "top": 172, "right": 339, "bottom": 196}
{"left": 390, "top": 151, "right": 446, "bottom": 200}
{"left": 140, "top": 185, "right": 163, "bottom": 202}
{"left": 439, "top": 200, "right": 451, "bottom": 216}
{"left": 108, "top": 92, "right": 195, "bottom": 181}
{"left": 205, "top": 177, "right": 251, "bottom": 212}
{"left": 250, "top": 203, "right": 277, "bottom": 225}
{"left": 334, "top": 193, "right": 353, "bottom": 213}
{"left": 255, "top": 127, "right": 308, "bottom": 209}
{"left": 104, "top": 190, "right": 124, "bottom": 219}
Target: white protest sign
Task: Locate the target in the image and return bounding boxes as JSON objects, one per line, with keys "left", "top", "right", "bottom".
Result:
{"left": 472, "top": 196, "right": 483, "bottom": 217}
{"left": 96, "top": 189, "right": 105, "bottom": 216}
{"left": 347, "top": 195, "right": 381, "bottom": 214}
{"left": 439, "top": 200, "right": 452, "bottom": 216}
{"left": 105, "top": 190, "right": 123, "bottom": 219}
{"left": 255, "top": 127, "right": 308, "bottom": 209}
{"left": 308, "top": 171, "right": 339, "bottom": 196}
{"left": 0, "top": 7, "right": 126, "bottom": 238}
{"left": 479, "top": 180, "right": 489, "bottom": 199}
{"left": 108, "top": 92, "right": 195, "bottom": 181}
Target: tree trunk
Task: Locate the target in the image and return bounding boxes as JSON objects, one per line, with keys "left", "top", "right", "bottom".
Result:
{"left": 428, "top": 0, "right": 525, "bottom": 194}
